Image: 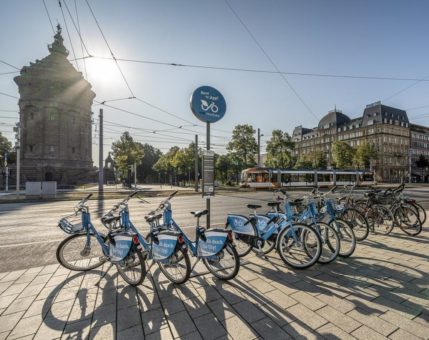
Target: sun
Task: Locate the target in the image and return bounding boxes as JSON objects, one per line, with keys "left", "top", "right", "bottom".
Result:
{"left": 84, "top": 57, "right": 122, "bottom": 86}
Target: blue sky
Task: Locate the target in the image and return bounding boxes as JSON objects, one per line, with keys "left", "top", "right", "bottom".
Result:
{"left": 1, "top": 0, "right": 429, "bottom": 162}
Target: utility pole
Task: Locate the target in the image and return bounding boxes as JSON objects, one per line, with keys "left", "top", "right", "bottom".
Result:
{"left": 134, "top": 162, "right": 137, "bottom": 189}
{"left": 206, "top": 124, "right": 210, "bottom": 228}
{"left": 4, "top": 152, "right": 8, "bottom": 192}
{"left": 195, "top": 134, "right": 198, "bottom": 192}
{"left": 257, "top": 128, "right": 263, "bottom": 167}
{"left": 408, "top": 148, "right": 412, "bottom": 184}
{"left": 14, "top": 123, "right": 21, "bottom": 198}
{"left": 98, "top": 109, "right": 104, "bottom": 192}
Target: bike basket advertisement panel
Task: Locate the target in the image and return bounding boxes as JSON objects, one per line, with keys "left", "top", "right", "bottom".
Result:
{"left": 152, "top": 234, "right": 178, "bottom": 260}
{"left": 109, "top": 234, "right": 133, "bottom": 263}
{"left": 197, "top": 231, "right": 227, "bottom": 257}
{"left": 227, "top": 215, "right": 256, "bottom": 236}
{"left": 190, "top": 86, "right": 226, "bottom": 123}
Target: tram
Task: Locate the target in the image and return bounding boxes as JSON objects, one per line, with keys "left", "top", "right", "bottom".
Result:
{"left": 240, "top": 167, "right": 374, "bottom": 188}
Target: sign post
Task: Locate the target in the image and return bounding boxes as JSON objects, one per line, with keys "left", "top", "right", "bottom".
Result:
{"left": 190, "top": 86, "right": 226, "bottom": 228}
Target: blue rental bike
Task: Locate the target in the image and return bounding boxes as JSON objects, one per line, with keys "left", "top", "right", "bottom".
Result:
{"left": 101, "top": 192, "right": 192, "bottom": 284}
{"left": 56, "top": 193, "right": 146, "bottom": 286}
{"left": 156, "top": 192, "right": 240, "bottom": 281}
{"left": 226, "top": 199, "right": 323, "bottom": 269}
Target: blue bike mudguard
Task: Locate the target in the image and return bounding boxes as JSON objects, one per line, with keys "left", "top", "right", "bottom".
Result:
{"left": 152, "top": 232, "right": 178, "bottom": 260}
{"left": 266, "top": 212, "right": 289, "bottom": 233}
{"left": 227, "top": 214, "right": 257, "bottom": 236}
{"left": 197, "top": 230, "right": 228, "bottom": 257}
{"left": 109, "top": 232, "right": 133, "bottom": 263}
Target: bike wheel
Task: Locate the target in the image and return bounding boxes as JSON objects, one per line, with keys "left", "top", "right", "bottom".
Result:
{"left": 309, "top": 222, "right": 340, "bottom": 264}
{"left": 393, "top": 204, "right": 422, "bottom": 236}
{"left": 365, "top": 205, "right": 395, "bottom": 235}
{"left": 340, "top": 208, "right": 369, "bottom": 241}
{"left": 56, "top": 234, "right": 106, "bottom": 271}
{"left": 158, "top": 248, "right": 191, "bottom": 284}
{"left": 276, "top": 224, "right": 322, "bottom": 269}
{"left": 225, "top": 223, "right": 253, "bottom": 257}
{"left": 411, "top": 201, "right": 426, "bottom": 225}
{"left": 116, "top": 250, "right": 146, "bottom": 286}
{"left": 329, "top": 219, "right": 356, "bottom": 258}
{"left": 203, "top": 241, "right": 240, "bottom": 280}
{"left": 252, "top": 237, "right": 276, "bottom": 255}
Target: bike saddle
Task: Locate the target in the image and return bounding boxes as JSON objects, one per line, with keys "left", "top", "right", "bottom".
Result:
{"left": 267, "top": 201, "right": 281, "bottom": 208}
{"left": 101, "top": 215, "right": 120, "bottom": 224}
{"left": 145, "top": 213, "right": 162, "bottom": 223}
{"left": 247, "top": 204, "right": 262, "bottom": 210}
{"left": 191, "top": 210, "right": 208, "bottom": 218}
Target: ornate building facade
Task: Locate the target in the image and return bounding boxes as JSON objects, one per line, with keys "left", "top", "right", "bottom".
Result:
{"left": 14, "top": 26, "right": 95, "bottom": 185}
{"left": 292, "top": 102, "right": 410, "bottom": 183}
{"left": 410, "top": 123, "right": 429, "bottom": 182}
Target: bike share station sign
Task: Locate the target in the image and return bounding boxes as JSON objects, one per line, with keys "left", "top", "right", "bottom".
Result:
{"left": 190, "top": 86, "right": 226, "bottom": 226}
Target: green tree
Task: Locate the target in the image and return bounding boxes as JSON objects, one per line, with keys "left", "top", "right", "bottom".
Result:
{"left": 295, "top": 151, "right": 327, "bottom": 169}
{"left": 332, "top": 141, "right": 355, "bottom": 168}
{"left": 216, "top": 154, "right": 231, "bottom": 183}
{"left": 265, "top": 130, "right": 294, "bottom": 168}
{"left": 227, "top": 124, "right": 257, "bottom": 169}
{"left": 354, "top": 141, "right": 376, "bottom": 169}
{"left": 0, "top": 133, "right": 12, "bottom": 166}
{"left": 153, "top": 146, "right": 180, "bottom": 184}
{"left": 136, "top": 143, "right": 162, "bottom": 183}
{"left": 111, "top": 132, "right": 144, "bottom": 180}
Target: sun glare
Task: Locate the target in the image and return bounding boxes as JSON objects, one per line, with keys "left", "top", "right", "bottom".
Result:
{"left": 85, "top": 58, "right": 121, "bottom": 86}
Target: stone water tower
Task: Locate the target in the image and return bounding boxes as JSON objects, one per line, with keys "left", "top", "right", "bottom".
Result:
{"left": 14, "top": 25, "right": 96, "bottom": 184}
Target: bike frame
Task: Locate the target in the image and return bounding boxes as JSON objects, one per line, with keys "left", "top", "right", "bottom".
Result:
{"left": 80, "top": 209, "right": 110, "bottom": 256}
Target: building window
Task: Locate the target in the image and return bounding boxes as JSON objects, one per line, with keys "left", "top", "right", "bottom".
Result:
{"left": 72, "top": 147, "right": 75, "bottom": 154}
{"left": 29, "top": 145, "right": 33, "bottom": 152}
{"left": 49, "top": 113, "right": 56, "bottom": 121}
{"left": 49, "top": 145, "right": 55, "bottom": 152}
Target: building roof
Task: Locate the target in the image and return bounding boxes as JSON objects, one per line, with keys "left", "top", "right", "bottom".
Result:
{"left": 318, "top": 110, "right": 351, "bottom": 129}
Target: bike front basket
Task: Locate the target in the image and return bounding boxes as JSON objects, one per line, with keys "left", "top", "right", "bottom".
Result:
{"left": 58, "top": 215, "right": 84, "bottom": 234}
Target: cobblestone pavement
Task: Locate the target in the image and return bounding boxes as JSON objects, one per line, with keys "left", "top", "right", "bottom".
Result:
{"left": 0, "top": 227, "right": 428, "bottom": 339}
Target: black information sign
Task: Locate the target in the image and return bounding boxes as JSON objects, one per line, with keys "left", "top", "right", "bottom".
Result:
{"left": 202, "top": 150, "right": 215, "bottom": 198}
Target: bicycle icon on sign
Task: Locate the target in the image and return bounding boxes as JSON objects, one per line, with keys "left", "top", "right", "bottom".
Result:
{"left": 201, "top": 99, "right": 219, "bottom": 113}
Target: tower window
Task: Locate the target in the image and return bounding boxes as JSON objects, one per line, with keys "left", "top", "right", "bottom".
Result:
{"left": 72, "top": 147, "right": 75, "bottom": 154}
{"left": 49, "top": 145, "right": 55, "bottom": 152}
{"left": 49, "top": 113, "right": 56, "bottom": 121}
{"left": 29, "top": 145, "right": 33, "bottom": 152}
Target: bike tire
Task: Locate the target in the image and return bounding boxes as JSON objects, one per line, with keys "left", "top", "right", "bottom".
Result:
{"left": 365, "top": 205, "right": 395, "bottom": 235}
{"left": 158, "top": 248, "right": 191, "bottom": 284}
{"left": 56, "top": 234, "right": 106, "bottom": 271}
{"left": 393, "top": 204, "right": 422, "bottom": 236}
{"left": 252, "top": 237, "right": 276, "bottom": 255}
{"left": 340, "top": 208, "right": 369, "bottom": 241}
{"left": 411, "top": 201, "right": 426, "bottom": 225}
{"left": 309, "top": 222, "right": 340, "bottom": 264}
{"left": 203, "top": 241, "right": 240, "bottom": 281}
{"left": 276, "top": 224, "right": 322, "bottom": 269}
{"left": 329, "top": 218, "right": 356, "bottom": 258}
{"left": 225, "top": 223, "right": 253, "bottom": 257}
{"left": 116, "top": 250, "right": 146, "bottom": 286}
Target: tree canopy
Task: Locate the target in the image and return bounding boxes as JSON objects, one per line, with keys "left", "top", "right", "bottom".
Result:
{"left": 332, "top": 141, "right": 355, "bottom": 168}
{"left": 111, "top": 132, "right": 144, "bottom": 179}
{"left": 265, "top": 130, "right": 294, "bottom": 168}
{"left": 227, "top": 124, "right": 257, "bottom": 169}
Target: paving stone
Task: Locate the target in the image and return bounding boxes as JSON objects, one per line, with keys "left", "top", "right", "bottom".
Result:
{"left": 117, "top": 306, "right": 142, "bottom": 332}
{"left": 290, "top": 291, "right": 327, "bottom": 311}
{"left": 177, "top": 330, "right": 203, "bottom": 340}
{"left": 194, "top": 313, "right": 227, "bottom": 340}
{"left": 33, "top": 316, "right": 67, "bottom": 340}
{"left": 252, "top": 317, "right": 289, "bottom": 339}
{"left": 0, "top": 282, "right": 13, "bottom": 295}
{"left": 316, "top": 322, "right": 355, "bottom": 340}
{"left": 316, "top": 305, "right": 361, "bottom": 333}
{"left": 38, "top": 264, "right": 59, "bottom": 276}
{"left": 286, "top": 303, "right": 328, "bottom": 330}
{"left": 0, "top": 311, "right": 25, "bottom": 333}
{"left": 247, "top": 278, "right": 276, "bottom": 294}
{"left": 222, "top": 315, "right": 258, "bottom": 339}
{"left": 196, "top": 286, "right": 222, "bottom": 303}
{"left": 232, "top": 300, "right": 266, "bottom": 323}
{"left": 388, "top": 327, "right": 421, "bottom": 340}
{"left": 141, "top": 307, "right": 168, "bottom": 335}
{"left": 347, "top": 308, "right": 398, "bottom": 336}
{"left": 0, "top": 294, "right": 18, "bottom": 309}
{"left": 46, "top": 298, "right": 74, "bottom": 319}
{"left": 283, "top": 321, "right": 322, "bottom": 339}
{"left": 351, "top": 325, "right": 387, "bottom": 340}
{"left": 167, "top": 310, "right": 197, "bottom": 338}
{"left": 89, "top": 322, "right": 116, "bottom": 340}
{"left": 316, "top": 293, "right": 355, "bottom": 313}
{"left": 117, "top": 324, "right": 144, "bottom": 340}
{"left": 207, "top": 299, "right": 237, "bottom": 322}
{"left": 380, "top": 310, "right": 429, "bottom": 339}
{"left": 265, "top": 289, "right": 298, "bottom": 309}
{"left": 258, "top": 303, "right": 295, "bottom": 328}
{"left": 0, "top": 270, "right": 26, "bottom": 283}
{"left": 145, "top": 326, "right": 174, "bottom": 340}
{"left": 23, "top": 298, "right": 52, "bottom": 318}
{"left": 372, "top": 296, "right": 423, "bottom": 319}
{"left": 183, "top": 296, "right": 211, "bottom": 319}
{"left": 8, "top": 314, "right": 43, "bottom": 339}
{"left": 2, "top": 283, "right": 28, "bottom": 297}
{"left": 18, "top": 283, "right": 45, "bottom": 298}
{"left": 3, "top": 295, "right": 36, "bottom": 315}
{"left": 29, "top": 273, "right": 53, "bottom": 286}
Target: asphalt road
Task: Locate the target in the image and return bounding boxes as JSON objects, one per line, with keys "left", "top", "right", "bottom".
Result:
{"left": 0, "top": 188, "right": 428, "bottom": 272}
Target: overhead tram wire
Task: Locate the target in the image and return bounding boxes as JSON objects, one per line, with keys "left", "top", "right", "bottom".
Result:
{"left": 224, "top": 0, "right": 317, "bottom": 120}
{"left": 0, "top": 91, "right": 19, "bottom": 100}
{"left": 58, "top": 0, "right": 79, "bottom": 69}
{"left": 0, "top": 60, "right": 20, "bottom": 71}
{"left": 85, "top": 0, "right": 134, "bottom": 98}
{"left": 42, "top": 0, "right": 56, "bottom": 34}
{"left": 383, "top": 74, "right": 429, "bottom": 102}
{"left": 73, "top": 0, "right": 88, "bottom": 78}
{"left": 0, "top": 71, "right": 19, "bottom": 76}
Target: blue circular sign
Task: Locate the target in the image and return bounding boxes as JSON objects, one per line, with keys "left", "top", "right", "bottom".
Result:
{"left": 190, "top": 86, "right": 226, "bottom": 123}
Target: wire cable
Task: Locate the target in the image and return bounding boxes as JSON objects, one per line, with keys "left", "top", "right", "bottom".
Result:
{"left": 74, "top": 0, "right": 88, "bottom": 78}
{"left": 224, "top": 0, "right": 317, "bottom": 120}
{"left": 0, "top": 91, "right": 19, "bottom": 100}
{"left": 42, "top": 0, "right": 56, "bottom": 34}
{"left": 58, "top": 0, "right": 79, "bottom": 69}
{"left": 85, "top": 0, "right": 135, "bottom": 97}
{"left": 0, "top": 60, "right": 20, "bottom": 70}
{"left": 383, "top": 74, "right": 429, "bottom": 102}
